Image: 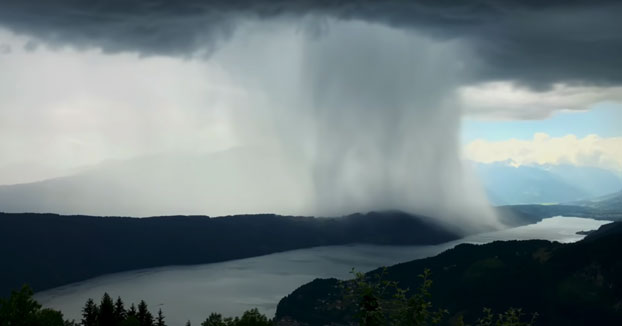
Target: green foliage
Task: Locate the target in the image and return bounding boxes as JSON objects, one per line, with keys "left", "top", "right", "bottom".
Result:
{"left": 36, "top": 308, "right": 66, "bottom": 326}
{"left": 237, "top": 308, "right": 272, "bottom": 326}
{"left": 344, "top": 268, "right": 536, "bottom": 326}
{"left": 201, "top": 309, "right": 272, "bottom": 326}
{"left": 0, "top": 285, "right": 41, "bottom": 326}
{"left": 0, "top": 285, "right": 66, "bottom": 326}
{"left": 0, "top": 275, "right": 535, "bottom": 326}
{"left": 0, "top": 287, "right": 274, "bottom": 326}
{"left": 343, "top": 268, "right": 447, "bottom": 326}
{"left": 202, "top": 313, "right": 226, "bottom": 326}
{"left": 393, "top": 269, "right": 447, "bottom": 326}
{"left": 471, "top": 308, "right": 538, "bottom": 326}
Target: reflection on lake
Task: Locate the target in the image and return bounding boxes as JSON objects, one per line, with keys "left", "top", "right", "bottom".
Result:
{"left": 35, "top": 216, "right": 610, "bottom": 325}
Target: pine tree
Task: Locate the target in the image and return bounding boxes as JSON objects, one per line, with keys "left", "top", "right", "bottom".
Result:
{"left": 137, "top": 300, "right": 154, "bottom": 326}
{"left": 81, "top": 298, "right": 99, "bottom": 326}
{"left": 155, "top": 308, "right": 166, "bottom": 326}
{"left": 120, "top": 316, "right": 140, "bottom": 326}
{"left": 114, "top": 297, "right": 127, "bottom": 325}
{"left": 125, "top": 303, "right": 138, "bottom": 321}
{"left": 98, "top": 293, "right": 115, "bottom": 326}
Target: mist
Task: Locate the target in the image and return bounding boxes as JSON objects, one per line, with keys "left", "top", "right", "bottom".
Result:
{"left": 175, "top": 18, "right": 499, "bottom": 231}
{"left": 3, "top": 1, "right": 620, "bottom": 231}
{"left": 211, "top": 19, "right": 498, "bottom": 230}
{"left": 0, "top": 18, "right": 500, "bottom": 232}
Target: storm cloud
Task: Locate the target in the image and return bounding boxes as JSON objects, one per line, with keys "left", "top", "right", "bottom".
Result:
{"left": 0, "top": 1, "right": 620, "bottom": 231}
{"left": 1, "top": 0, "right": 622, "bottom": 88}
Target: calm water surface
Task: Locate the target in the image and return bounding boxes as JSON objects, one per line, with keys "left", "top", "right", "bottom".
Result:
{"left": 35, "top": 216, "right": 610, "bottom": 325}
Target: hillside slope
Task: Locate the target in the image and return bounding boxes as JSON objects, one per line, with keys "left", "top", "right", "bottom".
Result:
{"left": 276, "top": 222, "right": 622, "bottom": 326}
{"left": 0, "top": 149, "right": 312, "bottom": 217}
{"left": 0, "top": 211, "right": 457, "bottom": 297}
{"left": 475, "top": 163, "right": 622, "bottom": 205}
{"left": 571, "top": 190, "right": 622, "bottom": 211}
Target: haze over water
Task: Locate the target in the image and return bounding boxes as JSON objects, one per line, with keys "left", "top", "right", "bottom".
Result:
{"left": 36, "top": 216, "right": 610, "bottom": 325}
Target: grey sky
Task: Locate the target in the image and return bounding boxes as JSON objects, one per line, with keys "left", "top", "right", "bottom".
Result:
{"left": 1, "top": 1, "right": 621, "bottom": 88}
{"left": 0, "top": 1, "right": 620, "bottom": 229}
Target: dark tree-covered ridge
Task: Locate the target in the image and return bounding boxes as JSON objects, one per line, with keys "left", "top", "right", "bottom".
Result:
{"left": 0, "top": 211, "right": 457, "bottom": 296}
{"left": 275, "top": 221, "right": 622, "bottom": 326}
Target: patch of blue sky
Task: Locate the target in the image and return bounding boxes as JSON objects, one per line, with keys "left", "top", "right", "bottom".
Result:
{"left": 461, "top": 102, "right": 622, "bottom": 144}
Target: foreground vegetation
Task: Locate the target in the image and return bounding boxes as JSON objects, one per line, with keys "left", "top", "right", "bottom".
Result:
{"left": 342, "top": 268, "right": 536, "bottom": 326}
{"left": 0, "top": 286, "right": 272, "bottom": 326}
{"left": 2, "top": 220, "right": 620, "bottom": 326}
{"left": 1, "top": 269, "right": 536, "bottom": 326}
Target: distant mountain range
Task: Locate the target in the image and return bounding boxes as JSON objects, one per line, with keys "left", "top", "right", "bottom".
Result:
{"left": 474, "top": 162, "right": 622, "bottom": 205}
{"left": 570, "top": 190, "right": 622, "bottom": 211}
{"left": 0, "top": 149, "right": 312, "bottom": 217}
{"left": 275, "top": 221, "right": 622, "bottom": 326}
{"left": 0, "top": 211, "right": 457, "bottom": 297}
{"left": 495, "top": 189, "right": 622, "bottom": 227}
{"left": 1, "top": 157, "right": 619, "bottom": 215}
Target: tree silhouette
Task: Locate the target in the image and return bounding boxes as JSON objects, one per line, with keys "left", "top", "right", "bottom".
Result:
{"left": 121, "top": 316, "right": 140, "bottom": 326}
{"left": 99, "top": 293, "right": 115, "bottom": 326}
{"left": 127, "top": 304, "right": 137, "bottom": 319}
{"left": 201, "top": 313, "right": 226, "bottom": 326}
{"left": 237, "top": 308, "right": 272, "bottom": 326}
{"left": 36, "top": 308, "right": 65, "bottom": 326}
{"left": 137, "top": 300, "right": 154, "bottom": 326}
{"left": 0, "top": 285, "right": 66, "bottom": 326}
{"left": 0, "top": 277, "right": 537, "bottom": 326}
{"left": 82, "top": 298, "right": 99, "bottom": 326}
{"left": 0, "top": 285, "right": 41, "bottom": 326}
{"left": 114, "top": 296, "right": 127, "bottom": 325}
{"left": 156, "top": 308, "right": 166, "bottom": 326}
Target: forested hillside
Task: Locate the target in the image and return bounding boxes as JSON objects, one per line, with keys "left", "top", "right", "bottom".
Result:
{"left": 0, "top": 211, "right": 457, "bottom": 296}
{"left": 275, "top": 222, "right": 622, "bottom": 326}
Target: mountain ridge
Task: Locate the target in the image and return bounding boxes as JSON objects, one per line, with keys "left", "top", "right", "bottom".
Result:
{"left": 0, "top": 210, "right": 457, "bottom": 297}
{"left": 274, "top": 221, "right": 622, "bottom": 326}
{"left": 474, "top": 162, "right": 622, "bottom": 205}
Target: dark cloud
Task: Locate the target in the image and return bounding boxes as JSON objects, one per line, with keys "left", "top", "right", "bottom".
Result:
{"left": 0, "top": 0, "right": 621, "bottom": 87}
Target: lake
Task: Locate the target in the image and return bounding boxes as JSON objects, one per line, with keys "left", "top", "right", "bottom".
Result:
{"left": 35, "top": 216, "right": 610, "bottom": 325}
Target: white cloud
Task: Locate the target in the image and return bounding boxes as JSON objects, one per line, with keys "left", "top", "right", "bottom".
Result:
{"left": 464, "top": 133, "right": 622, "bottom": 172}
{"left": 458, "top": 81, "right": 622, "bottom": 120}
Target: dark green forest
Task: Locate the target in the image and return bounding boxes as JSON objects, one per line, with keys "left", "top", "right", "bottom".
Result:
{"left": 275, "top": 221, "right": 622, "bottom": 326}
{"left": 0, "top": 211, "right": 458, "bottom": 297}
{"left": 2, "top": 221, "right": 621, "bottom": 326}
{"left": 3, "top": 196, "right": 619, "bottom": 298}
{"left": 2, "top": 197, "right": 621, "bottom": 326}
